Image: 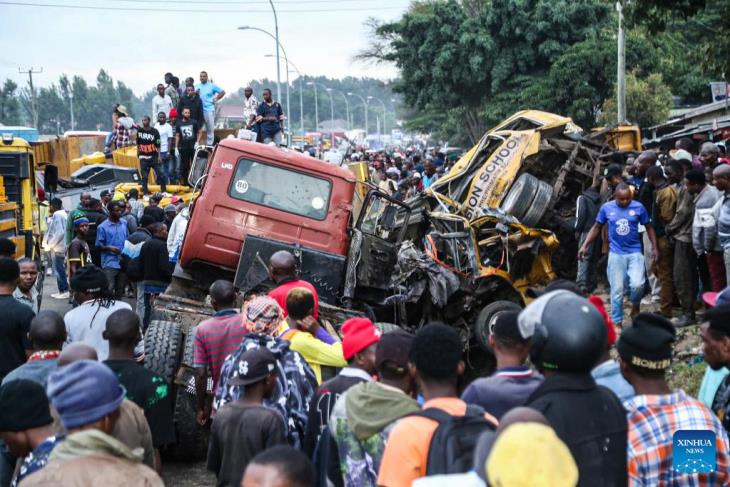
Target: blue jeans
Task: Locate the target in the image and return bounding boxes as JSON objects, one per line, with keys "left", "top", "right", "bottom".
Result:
{"left": 161, "top": 151, "right": 178, "bottom": 183}
{"left": 607, "top": 252, "right": 645, "bottom": 324}
{"left": 53, "top": 251, "right": 68, "bottom": 292}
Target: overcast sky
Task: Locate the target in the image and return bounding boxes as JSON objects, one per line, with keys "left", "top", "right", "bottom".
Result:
{"left": 0, "top": 0, "right": 406, "bottom": 96}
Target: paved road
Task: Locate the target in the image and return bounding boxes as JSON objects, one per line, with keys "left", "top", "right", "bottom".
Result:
{"left": 41, "top": 270, "right": 214, "bottom": 485}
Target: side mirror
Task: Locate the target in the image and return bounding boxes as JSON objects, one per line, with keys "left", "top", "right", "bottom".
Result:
{"left": 44, "top": 164, "right": 59, "bottom": 193}
{"left": 188, "top": 146, "right": 211, "bottom": 187}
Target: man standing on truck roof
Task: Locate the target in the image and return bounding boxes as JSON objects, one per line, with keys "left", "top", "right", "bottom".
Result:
{"left": 154, "top": 112, "right": 175, "bottom": 185}
{"left": 137, "top": 116, "right": 167, "bottom": 196}
{"left": 243, "top": 86, "right": 258, "bottom": 130}
{"left": 109, "top": 105, "right": 135, "bottom": 150}
{"left": 175, "top": 107, "right": 200, "bottom": 186}
{"left": 65, "top": 192, "right": 91, "bottom": 247}
{"left": 151, "top": 85, "right": 173, "bottom": 128}
{"left": 163, "top": 73, "right": 180, "bottom": 108}
{"left": 196, "top": 71, "right": 225, "bottom": 146}
{"left": 267, "top": 250, "right": 319, "bottom": 319}
{"left": 176, "top": 85, "right": 203, "bottom": 132}
{"left": 255, "top": 88, "right": 285, "bottom": 146}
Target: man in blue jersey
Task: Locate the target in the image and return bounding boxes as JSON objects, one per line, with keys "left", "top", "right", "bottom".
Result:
{"left": 578, "top": 183, "right": 659, "bottom": 327}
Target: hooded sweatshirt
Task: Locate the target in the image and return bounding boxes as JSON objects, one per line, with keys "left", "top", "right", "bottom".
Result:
{"left": 575, "top": 187, "right": 601, "bottom": 233}
{"left": 330, "top": 382, "right": 420, "bottom": 487}
{"left": 22, "top": 430, "right": 162, "bottom": 487}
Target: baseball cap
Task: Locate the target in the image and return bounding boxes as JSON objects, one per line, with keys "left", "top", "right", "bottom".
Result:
{"left": 703, "top": 286, "right": 730, "bottom": 308}
{"left": 604, "top": 164, "right": 624, "bottom": 179}
{"left": 229, "top": 348, "right": 277, "bottom": 386}
{"left": 164, "top": 204, "right": 177, "bottom": 213}
{"left": 168, "top": 107, "right": 178, "bottom": 118}
{"left": 375, "top": 328, "right": 413, "bottom": 374}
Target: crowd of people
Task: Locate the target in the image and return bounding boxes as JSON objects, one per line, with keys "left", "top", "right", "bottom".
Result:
{"left": 105, "top": 71, "right": 292, "bottom": 193}
{"left": 576, "top": 138, "right": 730, "bottom": 328}
{"left": 1, "top": 225, "right": 730, "bottom": 485}
{"left": 40, "top": 189, "right": 188, "bottom": 328}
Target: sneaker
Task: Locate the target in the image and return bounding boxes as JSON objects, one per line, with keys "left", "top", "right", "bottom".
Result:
{"left": 51, "top": 291, "right": 70, "bottom": 300}
{"left": 640, "top": 296, "right": 653, "bottom": 306}
{"left": 46, "top": 268, "right": 53, "bottom": 276}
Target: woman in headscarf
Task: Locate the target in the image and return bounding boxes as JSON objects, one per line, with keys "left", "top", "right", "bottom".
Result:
{"left": 213, "top": 296, "right": 317, "bottom": 447}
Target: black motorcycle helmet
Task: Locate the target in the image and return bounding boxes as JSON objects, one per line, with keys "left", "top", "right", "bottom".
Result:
{"left": 518, "top": 290, "right": 607, "bottom": 373}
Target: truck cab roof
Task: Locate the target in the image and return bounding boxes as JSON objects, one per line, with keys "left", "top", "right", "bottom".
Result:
{"left": 217, "top": 138, "right": 357, "bottom": 183}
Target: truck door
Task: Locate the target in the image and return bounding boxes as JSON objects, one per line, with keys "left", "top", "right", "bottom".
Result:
{"left": 351, "top": 191, "right": 411, "bottom": 292}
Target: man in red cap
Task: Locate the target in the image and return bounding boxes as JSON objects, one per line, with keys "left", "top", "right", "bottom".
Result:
{"left": 590, "top": 295, "right": 635, "bottom": 401}
{"left": 301, "top": 317, "right": 380, "bottom": 458}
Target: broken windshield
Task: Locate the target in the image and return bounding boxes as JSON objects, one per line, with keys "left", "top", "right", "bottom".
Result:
{"left": 228, "top": 158, "right": 332, "bottom": 220}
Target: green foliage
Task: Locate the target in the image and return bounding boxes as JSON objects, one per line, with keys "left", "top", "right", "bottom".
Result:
{"left": 0, "top": 79, "right": 22, "bottom": 125}
{"left": 364, "top": 0, "right": 717, "bottom": 142}
{"left": 668, "top": 360, "right": 706, "bottom": 398}
{"left": 599, "top": 72, "right": 673, "bottom": 128}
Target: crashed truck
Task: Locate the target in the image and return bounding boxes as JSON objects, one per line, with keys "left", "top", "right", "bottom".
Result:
{"left": 144, "top": 110, "right": 624, "bottom": 459}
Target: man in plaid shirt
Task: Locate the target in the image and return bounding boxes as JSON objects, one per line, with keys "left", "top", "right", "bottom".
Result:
{"left": 620, "top": 312, "right": 730, "bottom": 485}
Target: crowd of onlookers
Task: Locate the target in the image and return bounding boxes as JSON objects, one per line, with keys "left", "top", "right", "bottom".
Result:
{"left": 105, "top": 71, "right": 290, "bottom": 195}
{"left": 347, "top": 148, "right": 456, "bottom": 201}
{"left": 576, "top": 137, "right": 730, "bottom": 328}
{"left": 2, "top": 237, "right": 730, "bottom": 485}
{"left": 5, "top": 125, "right": 730, "bottom": 486}
{"left": 40, "top": 189, "right": 188, "bottom": 328}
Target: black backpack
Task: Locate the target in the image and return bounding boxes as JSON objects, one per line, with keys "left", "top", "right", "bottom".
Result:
{"left": 412, "top": 404, "right": 495, "bottom": 476}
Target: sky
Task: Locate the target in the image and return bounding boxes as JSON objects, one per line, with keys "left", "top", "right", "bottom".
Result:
{"left": 0, "top": 0, "right": 408, "bottom": 96}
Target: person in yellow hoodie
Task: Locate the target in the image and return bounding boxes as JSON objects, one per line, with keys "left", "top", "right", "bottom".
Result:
{"left": 278, "top": 287, "right": 346, "bottom": 383}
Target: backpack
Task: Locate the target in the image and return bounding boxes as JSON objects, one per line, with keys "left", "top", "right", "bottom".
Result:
{"left": 412, "top": 404, "right": 495, "bottom": 476}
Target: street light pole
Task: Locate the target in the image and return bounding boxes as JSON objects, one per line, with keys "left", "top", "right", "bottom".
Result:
{"left": 69, "top": 91, "right": 75, "bottom": 131}
{"left": 616, "top": 0, "right": 626, "bottom": 123}
{"left": 333, "top": 90, "right": 350, "bottom": 130}
{"left": 307, "top": 82, "right": 319, "bottom": 131}
{"left": 347, "top": 92, "right": 367, "bottom": 138}
{"left": 325, "top": 88, "right": 335, "bottom": 147}
{"left": 368, "top": 96, "right": 387, "bottom": 142}
{"left": 268, "top": 0, "right": 282, "bottom": 106}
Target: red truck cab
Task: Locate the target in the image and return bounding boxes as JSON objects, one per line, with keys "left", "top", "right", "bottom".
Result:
{"left": 179, "top": 139, "right": 357, "bottom": 302}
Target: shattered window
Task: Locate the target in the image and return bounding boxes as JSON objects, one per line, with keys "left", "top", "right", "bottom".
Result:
{"left": 359, "top": 195, "right": 404, "bottom": 242}
{"left": 228, "top": 158, "right": 332, "bottom": 220}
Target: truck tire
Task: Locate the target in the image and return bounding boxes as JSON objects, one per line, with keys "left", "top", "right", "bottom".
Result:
{"left": 144, "top": 320, "right": 183, "bottom": 385}
{"left": 500, "top": 173, "right": 539, "bottom": 222}
{"left": 472, "top": 300, "right": 522, "bottom": 353}
{"left": 521, "top": 179, "right": 554, "bottom": 227}
{"left": 167, "top": 330, "right": 208, "bottom": 461}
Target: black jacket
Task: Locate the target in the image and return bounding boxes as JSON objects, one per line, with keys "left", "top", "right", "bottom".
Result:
{"left": 128, "top": 227, "right": 152, "bottom": 245}
{"left": 176, "top": 95, "right": 203, "bottom": 128}
{"left": 139, "top": 237, "right": 174, "bottom": 284}
{"left": 527, "top": 373, "right": 627, "bottom": 487}
{"left": 575, "top": 188, "right": 601, "bottom": 233}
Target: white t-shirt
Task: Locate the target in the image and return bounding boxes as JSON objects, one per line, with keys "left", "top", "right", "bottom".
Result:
{"left": 154, "top": 122, "right": 174, "bottom": 153}
{"left": 64, "top": 299, "right": 133, "bottom": 361}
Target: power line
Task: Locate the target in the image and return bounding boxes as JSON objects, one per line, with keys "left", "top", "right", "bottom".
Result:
{"left": 0, "top": 0, "right": 407, "bottom": 13}
{"left": 116, "top": 0, "right": 394, "bottom": 4}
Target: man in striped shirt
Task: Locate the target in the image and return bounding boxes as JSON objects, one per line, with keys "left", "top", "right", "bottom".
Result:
{"left": 194, "top": 280, "right": 244, "bottom": 426}
{"left": 620, "top": 312, "right": 730, "bottom": 486}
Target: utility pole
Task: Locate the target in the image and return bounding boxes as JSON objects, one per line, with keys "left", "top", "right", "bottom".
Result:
{"left": 69, "top": 91, "right": 75, "bottom": 131}
{"left": 616, "top": 1, "right": 626, "bottom": 124}
{"left": 19, "top": 66, "right": 42, "bottom": 128}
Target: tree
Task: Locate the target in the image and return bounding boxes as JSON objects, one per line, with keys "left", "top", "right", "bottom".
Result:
{"left": 628, "top": 0, "right": 729, "bottom": 78}
{"left": 0, "top": 79, "right": 22, "bottom": 125}
{"left": 361, "top": 0, "right": 613, "bottom": 142}
{"left": 599, "top": 72, "right": 673, "bottom": 128}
